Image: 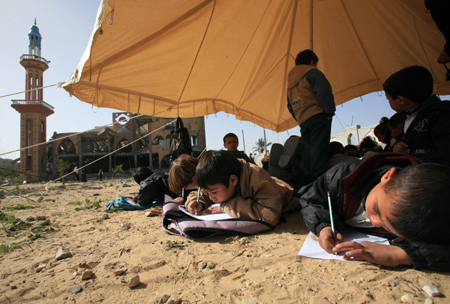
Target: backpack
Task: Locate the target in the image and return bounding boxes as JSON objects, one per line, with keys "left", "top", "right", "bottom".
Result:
{"left": 169, "top": 117, "right": 192, "bottom": 161}
{"left": 269, "top": 135, "right": 303, "bottom": 181}
{"left": 162, "top": 202, "right": 274, "bottom": 239}
{"left": 106, "top": 196, "right": 162, "bottom": 211}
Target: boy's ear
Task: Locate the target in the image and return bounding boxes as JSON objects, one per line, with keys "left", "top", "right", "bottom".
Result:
{"left": 397, "top": 96, "right": 407, "bottom": 105}
{"left": 229, "top": 174, "right": 239, "bottom": 187}
{"left": 382, "top": 167, "right": 398, "bottom": 181}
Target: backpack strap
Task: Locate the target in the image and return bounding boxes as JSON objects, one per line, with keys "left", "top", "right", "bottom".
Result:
{"left": 162, "top": 202, "right": 274, "bottom": 239}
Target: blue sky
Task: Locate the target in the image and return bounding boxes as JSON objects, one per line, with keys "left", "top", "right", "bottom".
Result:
{"left": 0, "top": 1, "right": 404, "bottom": 159}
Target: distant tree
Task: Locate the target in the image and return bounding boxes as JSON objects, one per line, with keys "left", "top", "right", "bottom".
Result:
{"left": 56, "top": 158, "right": 71, "bottom": 185}
{"left": 253, "top": 138, "right": 272, "bottom": 154}
{"left": 111, "top": 164, "right": 123, "bottom": 179}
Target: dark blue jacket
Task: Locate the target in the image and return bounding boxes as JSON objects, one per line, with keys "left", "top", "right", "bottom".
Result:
{"left": 401, "top": 95, "right": 450, "bottom": 167}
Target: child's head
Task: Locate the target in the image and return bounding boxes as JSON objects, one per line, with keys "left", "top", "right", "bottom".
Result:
{"left": 295, "top": 49, "right": 319, "bottom": 66}
{"left": 329, "top": 141, "right": 344, "bottom": 157}
{"left": 133, "top": 167, "right": 154, "bottom": 184}
{"left": 374, "top": 123, "right": 391, "bottom": 145}
{"left": 196, "top": 150, "right": 242, "bottom": 204}
{"left": 387, "top": 112, "right": 407, "bottom": 139}
{"left": 359, "top": 136, "right": 377, "bottom": 152}
{"left": 223, "top": 133, "right": 239, "bottom": 152}
{"left": 168, "top": 154, "right": 199, "bottom": 194}
{"left": 379, "top": 116, "right": 389, "bottom": 124}
{"left": 383, "top": 66, "right": 433, "bottom": 107}
{"left": 365, "top": 163, "right": 450, "bottom": 243}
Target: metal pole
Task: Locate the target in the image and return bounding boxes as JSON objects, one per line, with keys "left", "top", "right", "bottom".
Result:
{"left": 263, "top": 128, "right": 267, "bottom": 157}
{"left": 242, "top": 130, "right": 246, "bottom": 152}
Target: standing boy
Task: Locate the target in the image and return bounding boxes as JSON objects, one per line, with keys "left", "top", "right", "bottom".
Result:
{"left": 185, "top": 150, "right": 299, "bottom": 227}
{"left": 287, "top": 49, "right": 336, "bottom": 184}
{"left": 383, "top": 66, "right": 450, "bottom": 166}
{"left": 300, "top": 152, "right": 450, "bottom": 271}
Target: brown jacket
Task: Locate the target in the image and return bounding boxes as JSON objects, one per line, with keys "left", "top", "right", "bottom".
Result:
{"left": 287, "top": 65, "right": 335, "bottom": 125}
{"left": 187, "top": 160, "right": 299, "bottom": 226}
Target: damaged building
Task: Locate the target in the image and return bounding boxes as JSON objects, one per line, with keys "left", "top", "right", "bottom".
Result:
{"left": 47, "top": 113, "right": 206, "bottom": 180}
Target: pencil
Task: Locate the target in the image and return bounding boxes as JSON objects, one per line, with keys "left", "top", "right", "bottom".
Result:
{"left": 195, "top": 187, "right": 201, "bottom": 215}
{"left": 327, "top": 191, "right": 336, "bottom": 241}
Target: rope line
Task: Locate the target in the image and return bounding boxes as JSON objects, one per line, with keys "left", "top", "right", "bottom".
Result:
{"left": 0, "top": 83, "right": 58, "bottom": 99}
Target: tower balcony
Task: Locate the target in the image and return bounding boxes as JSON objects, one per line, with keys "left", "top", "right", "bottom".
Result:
{"left": 11, "top": 99, "right": 54, "bottom": 116}
{"left": 20, "top": 54, "right": 49, "bottom": 71}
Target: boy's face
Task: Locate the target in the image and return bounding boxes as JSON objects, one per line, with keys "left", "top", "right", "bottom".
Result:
{"left": 388, "top": 124, "right": 403, "bottom": 139}
{"left": 224, "top": 137, "right": 239, "bottom": 151}
{"left": 374, "top": 132, "right": 388, "bottom": 144}
{"left": 386, "top": 93, "right": 404, "bottom": 113}
{"left": 386, "top": 93, "right": 418, "bottom": 113}
{"left": 365, "top": 168, "right": 404, "bottom": 238}
{"left": 203, "top": 175, "right": 238, "bottom": 204}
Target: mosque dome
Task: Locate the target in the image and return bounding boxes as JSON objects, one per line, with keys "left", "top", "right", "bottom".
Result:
{"left": 29, "top": 24, "right": 40, "bottom": 35}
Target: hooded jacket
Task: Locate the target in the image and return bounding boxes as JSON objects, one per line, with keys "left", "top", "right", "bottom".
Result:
{"left": 287, "top": 65, "right": 335, "bottom": 125}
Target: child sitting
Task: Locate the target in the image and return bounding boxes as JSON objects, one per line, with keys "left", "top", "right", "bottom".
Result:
{"left": 384, "top": 66, "right": 450, "bottom": 166}
{"left": 223, "top": 133, "right": 254, "bottom": 163}
{"left": 185, "top": 150, "right": 300, "bottom": 227}
{"left": 300, "top": 152, "right": 450, "bottom": 271}
{"left": 387, "top": 112, "right": 407, "bottom": 148}
{"left": 374, "top": 122, "right": 392, "bottom": 151}
{"left": 133, "top": 167, "right": 177, "bottom": 206}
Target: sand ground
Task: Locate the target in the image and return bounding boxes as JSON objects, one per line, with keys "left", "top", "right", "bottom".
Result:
{"left": 0, "top": 178, "right": 449, "bottom": 304}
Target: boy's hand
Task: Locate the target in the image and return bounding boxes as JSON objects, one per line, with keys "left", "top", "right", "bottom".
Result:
{"left": 186, "top": 200, "right": 203, "bottom": 214}
{"left": 392, "top": 141, "right": 409, "bottom": 154}
{"left": 204, "top": 205, "right": 222, "bottom": 214}
{"left": 172, "top": 197, "right": 184, "bottom": 204}
{"left": 318, "top": 227, "right": 344, "bottom": 253}
{"left": 133, "top": 196, "right": 138, "bottom": 204}
{"left": 333, "top": 241, "right": 413, "bottom": 267}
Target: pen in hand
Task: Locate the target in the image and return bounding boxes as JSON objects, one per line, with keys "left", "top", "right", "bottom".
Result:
{"left": 327, "top": 191, "right": 336, "bottom": 241}
{"left": 195, "top": 187, "right": 201, "bottom": 215}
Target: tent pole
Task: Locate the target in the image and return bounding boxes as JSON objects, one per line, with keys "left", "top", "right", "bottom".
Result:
{"left": 242, "top": 130, "right": 246, "bottom": 153}
{"left": 310, "top": 0, "right": 313, "bottom": 49}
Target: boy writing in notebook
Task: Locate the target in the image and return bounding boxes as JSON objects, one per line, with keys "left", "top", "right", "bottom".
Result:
{"left": 300, "top": 152, "right": 450, "bottom": 271}
{"left": 185, "top": 150, "right": 299, "bottom": 227}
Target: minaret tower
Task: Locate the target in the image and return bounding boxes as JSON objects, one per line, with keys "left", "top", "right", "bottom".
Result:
{"left": 11, "top": 20, "right": 54, "bottom": 182}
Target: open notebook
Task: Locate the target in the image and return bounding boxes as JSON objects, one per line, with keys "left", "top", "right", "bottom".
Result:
{"left": 179, "top": 204, "right": 233, "bottom": 221}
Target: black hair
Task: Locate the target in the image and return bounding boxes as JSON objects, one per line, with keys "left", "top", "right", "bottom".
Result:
{"left": 380, "top": 117, "right": 389, "bottom": 124}
{"left": 387, "top": 112, "right": 407, "bottom": 128}
{"left": 359, "top": 136, "right": 377, "bottom": 150}
{"left": 295, "top": 49, "right": 319, "bottom": 66}
{"left": 329, "top": 141, "right": 344, "bottom": 157}
{"left": 383, "top": 66, "right": 433, "bottom": 103}
{"left": 385, "top": 163, "right": 450, "bottom": 243}
{"left": 223, "top": 133, "right": 238, "bottom": 144}
{"left": 133, "top": 166, "right": 154, "bottom": 184}
{"left": 374, "top": 122, "right": 392, "bottom": 144}
{"left": 196, "top": 150, "right": 242, "bottom": 189}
